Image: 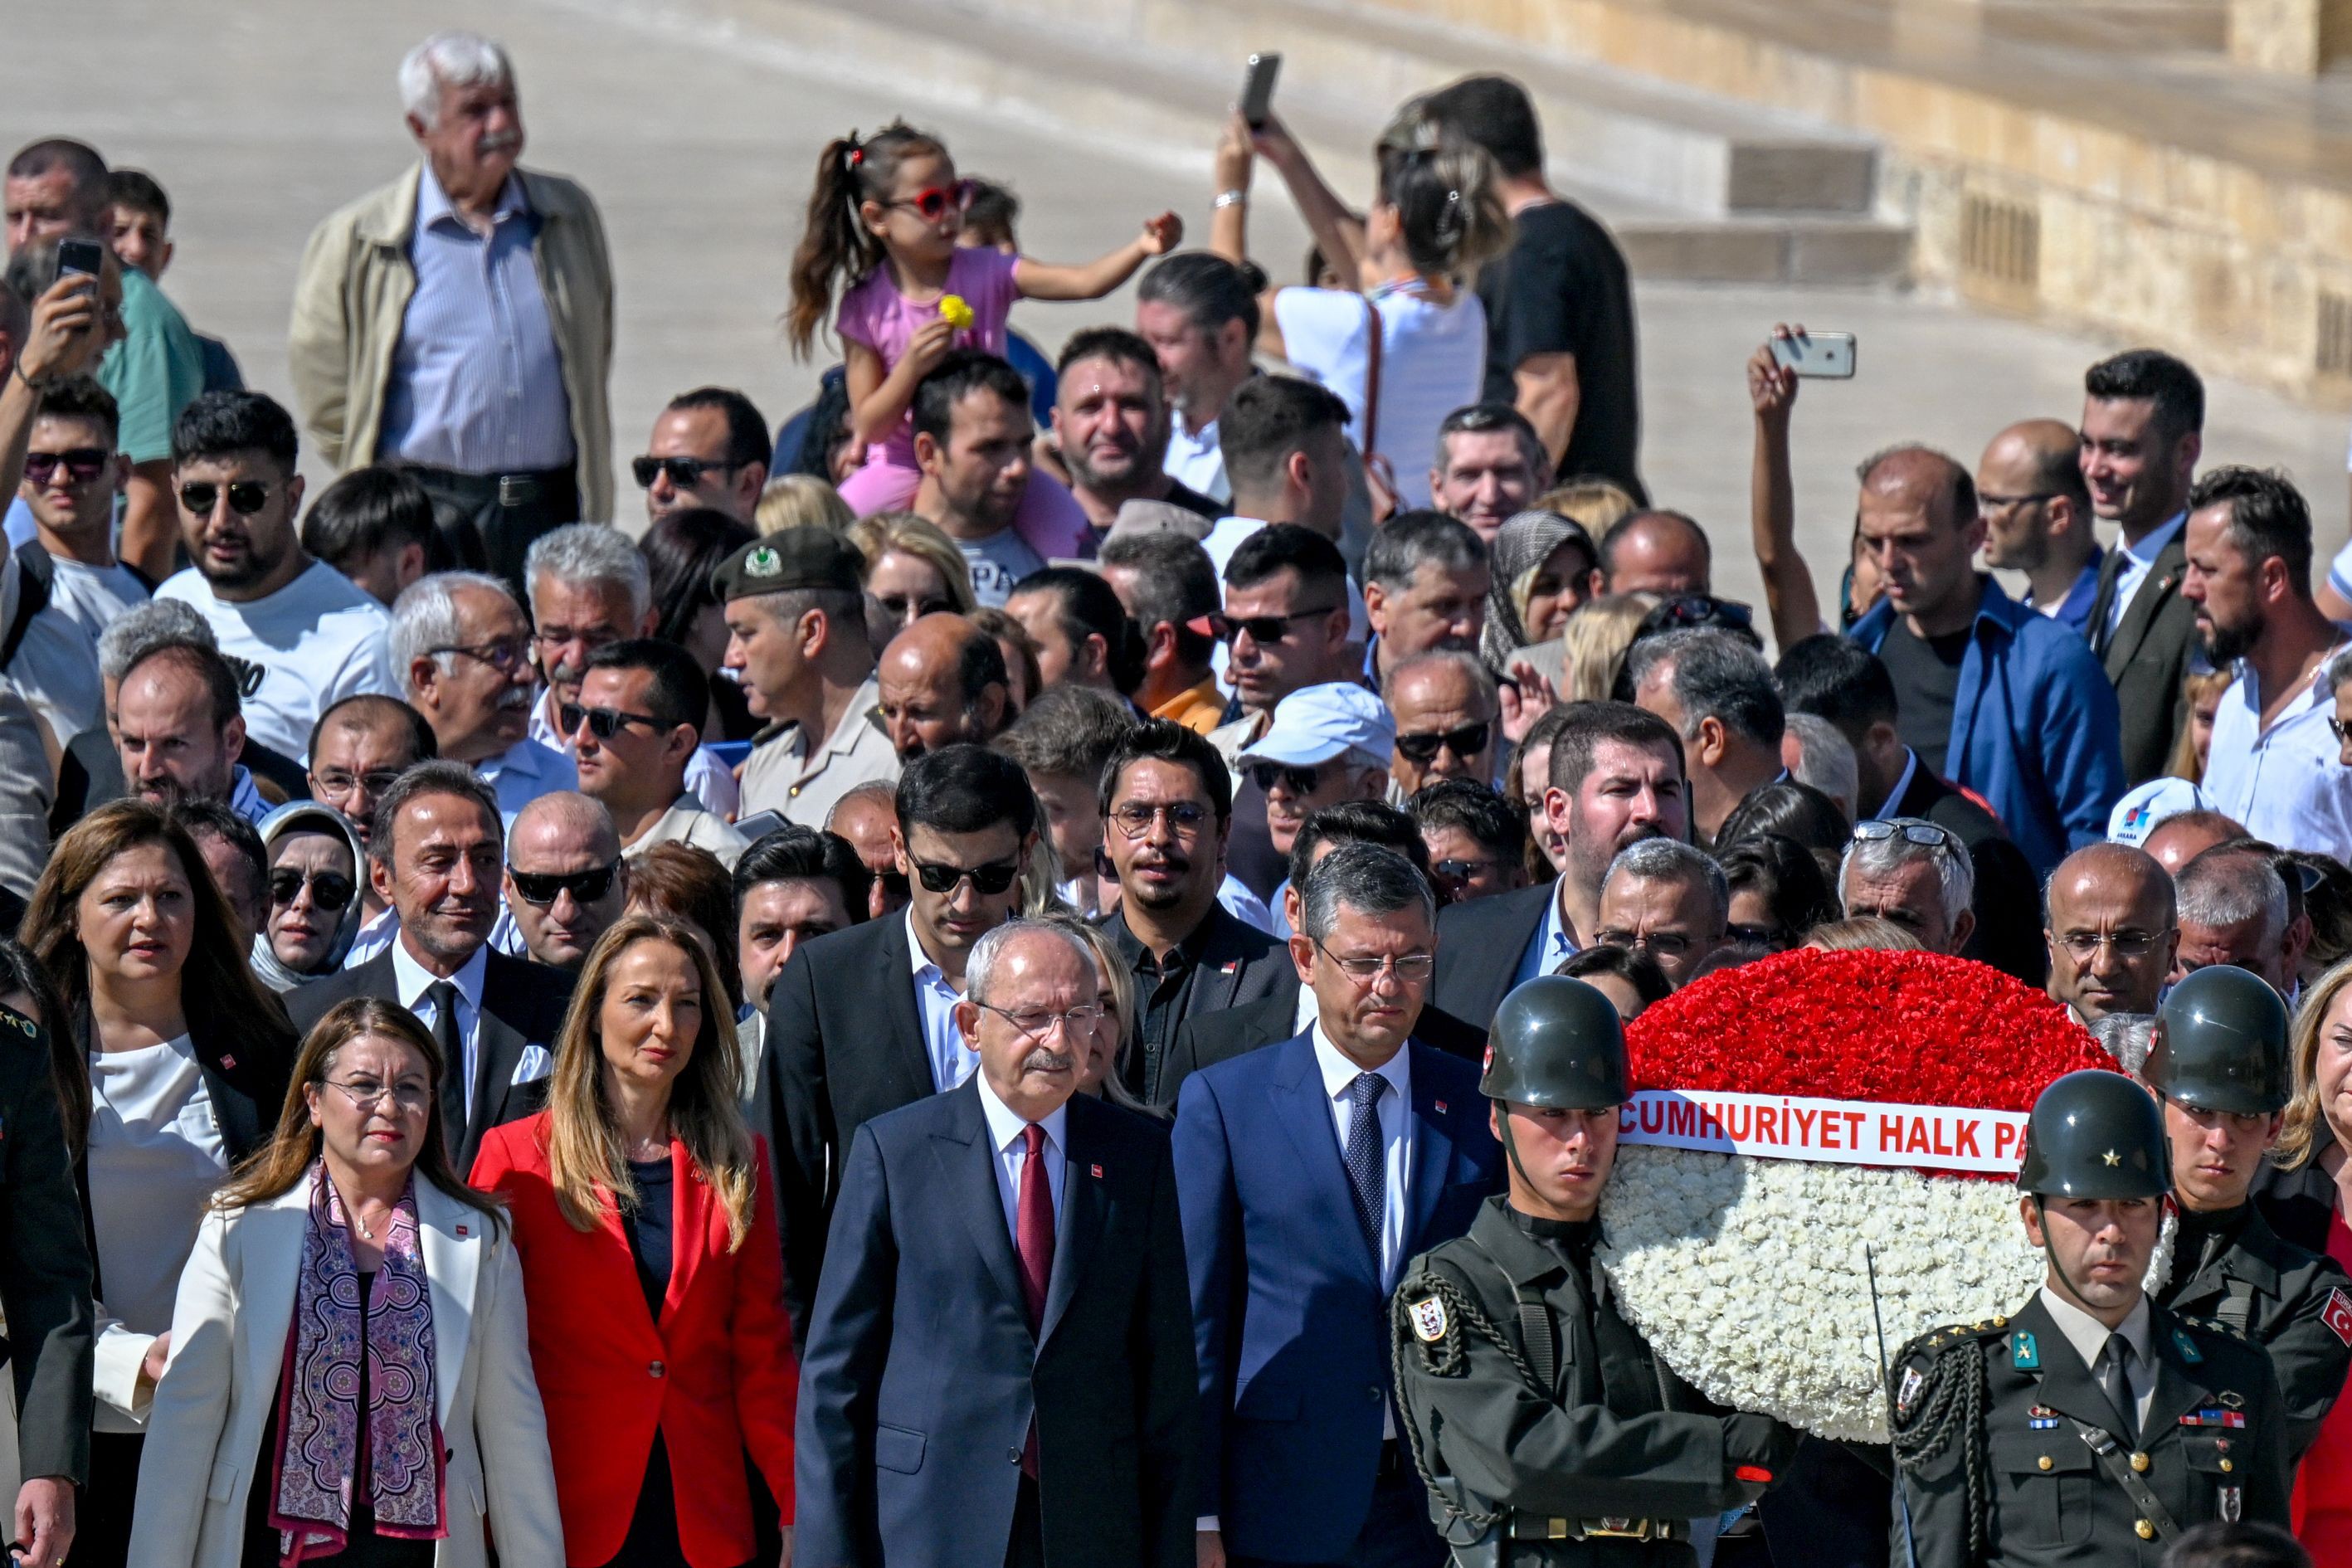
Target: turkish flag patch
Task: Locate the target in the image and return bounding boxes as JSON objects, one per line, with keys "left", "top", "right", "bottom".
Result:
{"left": 2323, "top": 1288, "right": 2352, "bottom": 1347}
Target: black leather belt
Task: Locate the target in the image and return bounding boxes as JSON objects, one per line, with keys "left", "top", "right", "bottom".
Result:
{"left": 400, "top": 463, "right": 572, "bottom": 509}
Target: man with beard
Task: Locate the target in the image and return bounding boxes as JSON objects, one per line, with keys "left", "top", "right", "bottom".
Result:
{"left": 392, "top": 570, "right": 573, "bottom": 825}
{"left": 911, "top": 352, "right": 1049, "bottom": 608}
{"left": 1048, "top": 327, "right": 1220, "bottom": 541}
{"left": 1135, "top": 252, "right": 1260, "bottom": 504}
{"left": 2184, "top": 466, "right": 2352, "bottom": 863}
{"left": 877, "top": 614, "right": 1013, "bottom": 762}
{"left": 1432, "top": 700, "right": 1687, "bottom": 1030}
{"left": 113, "top": 642, "right": 268, "bottom": 822}
{"left": 155, "top": 391, "right": 401, "bottom": 760}
{"left": 1097, "top": 720, "right": 1288, "bottom": 1102}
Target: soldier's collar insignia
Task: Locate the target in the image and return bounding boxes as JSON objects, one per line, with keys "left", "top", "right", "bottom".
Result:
{"left": 2012, "top": 1330, "right": 2040, "bottom": 1371}
{"left": 2174, "top": 1328, "right": 2203, "bottom": 1364}
{"left": 1409, "top": 1295, "right": 1449, "bottom": 1343}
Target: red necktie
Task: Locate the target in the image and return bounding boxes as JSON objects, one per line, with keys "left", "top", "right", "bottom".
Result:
{"left": 1016, "top": 1123, "right": 1054, "bottom": 1478}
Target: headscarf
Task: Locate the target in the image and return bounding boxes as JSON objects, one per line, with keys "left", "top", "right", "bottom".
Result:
{"left": 250, "top": 802, "right": 368, "bottom": 992}
{"left": 1479, "top": 509, "right": 1593, "bottom": 675}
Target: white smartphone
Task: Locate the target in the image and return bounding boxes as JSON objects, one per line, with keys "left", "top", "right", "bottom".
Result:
{"left": 1769, "top": 330, "right": 1857, "bottom": 379}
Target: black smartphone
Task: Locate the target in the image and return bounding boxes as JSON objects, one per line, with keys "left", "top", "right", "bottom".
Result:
{"left": 56, "top": 238, "right": 104, "bottom": 280}
{"left": 1239, "top": 52, "right": 1282, "bottom": 129}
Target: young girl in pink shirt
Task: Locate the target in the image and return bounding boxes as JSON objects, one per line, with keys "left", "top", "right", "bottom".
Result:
{"left": 787, "top": 120, "right": 1181, "bottom": 558}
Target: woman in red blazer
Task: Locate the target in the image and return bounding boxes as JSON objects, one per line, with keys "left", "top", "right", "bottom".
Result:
{"left": 472, "top": 914, "right": 796, "bottom": 1568}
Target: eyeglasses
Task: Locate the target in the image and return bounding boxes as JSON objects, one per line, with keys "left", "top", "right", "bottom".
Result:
{"left": 1395, "top": 722, "right": 1491, "bottom": 767}
{"left": 23, "top": 449, "right": 109, "bottom": 485}
{"left": 1849, "top": 818, "right": 1961, "bottom": 859}
{"left": 976, "top": 1000, "right": 1105, "bottom": 1040}
{"left": 431, "top": 639, "right": 532, "bottom": 674}
{"left": 1108, "top": 801, "right": 1210, "bottom": 840}
{"left": 1191, "top": 606, "right": 1342, "bottom": 646}
{"left": 888, "top": 179, "right": 976, "bottom": 221}
{"left": 1595, "top": 928, "right": 1697, "bottom": 958}
{"left": 1650, "top": 595, "right": 1753, "bottom": 631}
{"left": 533, "top": 624, "right": 624, "bottom": 652}
{"left": 270, "top": 867, "right": 357, "bottom": 912}
{"left": 631, "top": 455, "right": 742, "bottom": 489}
{"left": 559, "top": 702, "right": 666, "bottom": 741}
{"left": 1245, "top": 760, "right": 1325, "bottom": 797}
{"left": 312, "top": 768, "right": 405, "bottom": 801}
{"left": 178, "top": 480, "right": 271, "bottom": 516}
{"left": 324, "top": 1078, "right": 431, "bottom": 1114}
{"left": 911, "top": 857, "right": 1022, "bottom": 896}
{"left": 1312, "top": 942, "right": 1435, "bottom": 986}
{"left": 506, "top": 862, "right": 621, "bottom": 906}
{"left": 2057, "top": 930, "right": 2162, "bottom": 961}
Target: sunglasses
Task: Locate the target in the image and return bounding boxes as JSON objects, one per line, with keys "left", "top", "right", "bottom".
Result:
{"left": 178, "top": 480, "right": 271, "bottom": 516}
{"left": 1191, "top": 606, "right": 1342, "bottom": 646}
{"left": 1395, "top": 722, "right": 1490, "bottom": 766}
{"left": 559, "top": 702, "right": 665, "bottom": 741}
{"left": 910, "top": 857, "right": 1021, "bottom": 896}
{"left": 1245, "top": 760, "right": 1325, "bottom": 797}
{"left": 1433, "top": 856, "right": 1507, "bottom": 886}
{"left": 889, "top": 179, "right": 976, "bottom": 221}
{"left": 631, "top": 455, "right": 739, "bottom": 489}
{"left": 23, "top": 449, "right": 109, "bottom": 485}
{"left": 871, "top": 591, "right": 955, "bottom": 622}
{"left": 269, "top": 867, "right": 357, "bottom": 912}
{"left": 506, "top": 862, "right": 621, "bottom": 906}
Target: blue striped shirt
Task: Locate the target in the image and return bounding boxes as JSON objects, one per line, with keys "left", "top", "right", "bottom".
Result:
{"left": 376, "top": 166, "right": 575, "bottom": 475}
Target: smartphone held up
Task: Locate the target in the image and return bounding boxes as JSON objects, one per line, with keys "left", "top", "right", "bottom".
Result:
{"left": 1768, "top": 329, "right": 1857, "bottom": 379}
{"left": 1239, "top": 53, "right": 1281, "bottom": 129}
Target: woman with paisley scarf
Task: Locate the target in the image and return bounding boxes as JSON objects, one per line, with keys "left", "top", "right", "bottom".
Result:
{"left": 125, "top": 999, "right": 562, "bottom": 1567}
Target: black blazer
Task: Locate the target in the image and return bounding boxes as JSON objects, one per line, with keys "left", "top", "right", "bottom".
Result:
{"left": 2086, "top": 530, "right": 2195, "bottom": 786}
{"left": 0, "top": 1010, "right": 92, "bottom": 1486}
{"left": 1103, "top": 903, "right": 1288, "bottom": 1104}
{"left": 1430, "top": 880, "right": 1554, "bottom": 1034}
{"left": 1159, "top": 975, "right": 1486, "bottom": 1108}
{"left": 762, "top": 914, "right": 942, "bottom": 1340}
{"left": 795, "top": 1080, "right": 1195, "bottom": 1568}
{"left": 285, "top": 947, "right": 572, "bottom": 1175}
{"left": 1894, "top": 763, "right": 2047, "bottom": 988}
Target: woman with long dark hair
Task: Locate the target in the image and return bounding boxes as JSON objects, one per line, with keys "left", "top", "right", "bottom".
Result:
{"left": 23, "top": 801, "right": 298, "bottom": 1567}
{"left": 127, "top": 999, "right": 562, "bottom": 1566}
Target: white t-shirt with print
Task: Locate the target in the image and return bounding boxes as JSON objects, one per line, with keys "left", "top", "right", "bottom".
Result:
{"left": 156, "top": 558, "right": 400, "bottom": 760}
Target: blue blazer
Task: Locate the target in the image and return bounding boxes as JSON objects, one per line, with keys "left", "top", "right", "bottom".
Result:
{"left": 794, "top": 1079, "right": 1197, "bottom": 1568}
{"left": 1172, "top": 1030, "right": 1501, "bottom": 1562}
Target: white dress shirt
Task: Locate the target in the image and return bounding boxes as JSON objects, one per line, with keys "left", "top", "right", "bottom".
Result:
{"left": 907, "top": 908, "right": 980, "bottom": 1093}
{"left": 2199, "top": 647, "right": 2352, "bottom": 864}
{"left": 2037, "top": 1285, "right": 2155, "bottom": 1431}
{"left": 392, "top": 940, "right": 489, "bottom": 1113}
{"left": 475, "top": 735, "right": 578, "bottom": 827}
{"left": 974, "top": 1073, "right": 1068, "bottom": 1241}
{"left": 2105, "top": 512, "right": 2186, "bottom": 638}
{"left": 1511, "top": 879, "right": 1580, "bottom": 991}
{"left": 1310, "top": 1023, "right": 1413, "bottom": 1289}
{"left": 1164, "top": 416, "right": 1229, "bottom": 504}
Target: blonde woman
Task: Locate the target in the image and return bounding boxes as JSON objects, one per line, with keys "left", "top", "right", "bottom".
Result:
{"left": 129, "top": 999, "right": 561, "bottom": 1567}
{"left": 470, "top": 916, "right": 796, "bottom": 1568}
{"left": 1037, "top": 913, "right": 1154, "bottom": 1115}
{"left": 1534, "top": 478, "right": 1639, "bottom": 535}
{"left": 845, "top": 511, "right": 976, "bottom": 656}
{"left": 2167, "top": 666, "right": 2234, "bottom": 783}
{"left": 752, "top": 474, "right": 855, "bottom": 535}
{"left": 1557, "top": 592, "right": 1655, "bottom": 703}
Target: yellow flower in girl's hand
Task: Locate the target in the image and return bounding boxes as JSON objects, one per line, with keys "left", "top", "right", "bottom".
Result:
{"left": 937, "top": 295, "right": 974, "bottom": 331}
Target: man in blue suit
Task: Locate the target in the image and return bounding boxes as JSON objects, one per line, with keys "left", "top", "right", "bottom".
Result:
{"left": 796, "top": 919, "right": 1197, "bottom": 1568}
{"left": 1176, "top": 841, "right": 1504, "bottom": 1568}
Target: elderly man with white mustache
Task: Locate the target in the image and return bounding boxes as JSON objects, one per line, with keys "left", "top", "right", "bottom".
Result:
{"left": 392, "top": 570, "right": 577, "bottom": 825}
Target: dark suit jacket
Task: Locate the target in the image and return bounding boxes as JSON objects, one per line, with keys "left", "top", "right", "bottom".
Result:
{"left": 0, "top": 1008, "right": 92, "bottom": 1485}
{"left": 762, "top": 914, "right": 942, "bottom": 1341}
{"left": 1893, "top": 762, "right": 2047, "bottom": 988}
{"left": 1160, "top": 976, "right": 1486, "bottom": 1108}
{"left": 1430, "top": 880, "right": 1554, "bottom": 1035}
{"left": 1173, "top": 1031, "right": 1501, "bottom": 1562}
{"left": 1103, "top": 902, "right": 1288, "bottom": 1104}
{"left": 284, "top": 946, "right": 571, "bottom": 1174}
{"left": 796, "top": 1081, "right": 1195, "bottom": 1568}
{"left": 2087, "top": 528, "right": 2195, "bottom": 786}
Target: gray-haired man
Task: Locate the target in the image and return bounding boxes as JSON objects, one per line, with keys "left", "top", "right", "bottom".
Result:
{"left": 1593, "top": 837, "right": 1729, "bottom": 987}
{"left": 1838, "top": 816, "right": 1977, "bottom": 955}
{"left": 392, "top": 569, "right": 574, "bottom": 824}
{"left": 2173, "top": 843, "right": 2300, "bottom": 993}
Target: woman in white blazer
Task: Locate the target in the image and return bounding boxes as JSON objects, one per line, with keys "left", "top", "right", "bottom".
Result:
{"left": 128, "top": 997, "right": 564, "bottom": 1568}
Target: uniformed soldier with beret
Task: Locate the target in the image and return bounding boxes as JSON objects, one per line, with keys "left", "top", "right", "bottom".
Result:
{"left": 2146, "top": 963, "right": 2352, "bottom": 1458}
{"left": 1391, "top": 976, "right": 1801, "bottom": 1564}
{"left": 711, "top": 528, "right": 901, "bottom": 827}
{"left": 1889, "top": 1069, "right": 2291, "bottom": 1565}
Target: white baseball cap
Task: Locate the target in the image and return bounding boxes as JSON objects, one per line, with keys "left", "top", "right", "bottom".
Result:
{"left": 2106, "top": 777, "right": 2213, "bottom": 848}
{"left": 1237, "top": 682, "right": 1396, "bottom": 768}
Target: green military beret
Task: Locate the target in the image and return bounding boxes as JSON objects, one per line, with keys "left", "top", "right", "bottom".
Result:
{"left": 709, "top": 529, "right": 864, "bottom": 605}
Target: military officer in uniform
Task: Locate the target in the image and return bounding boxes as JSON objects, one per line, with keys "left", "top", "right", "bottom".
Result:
{"left": 1889, "top": 1069, "right": 2292, "bottom": 1565}
{"left": 1391, "top": 976, "right": 1802, "bottom": 1564}
{"left": 2146, "top": 963, "right": 2352, "bottom": 1458}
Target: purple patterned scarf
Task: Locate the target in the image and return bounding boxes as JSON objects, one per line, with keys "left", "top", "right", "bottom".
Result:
{"left": 265, "top": 1165, "right": 446, "bottom": 1564}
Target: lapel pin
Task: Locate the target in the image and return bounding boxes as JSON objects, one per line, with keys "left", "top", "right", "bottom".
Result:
{"left": 1434, "top": 1100, "right": 1448, "bottom": 1114}
{"left": 1090, "top": 1164, "right": 1103, "bottom": 1179}
{"left": 1219, "top": 959, "right": 1239, "bottom": 975}
{"left": 221, "top": 1054, "right": 237, "bottom": 1069}
{"left": 455, "top": 1224, "right": 469, "bottom": 1237}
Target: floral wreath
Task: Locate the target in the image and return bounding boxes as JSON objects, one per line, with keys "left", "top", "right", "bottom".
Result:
{"left": 1598, "top": 947, "right": 2136, "bottom": 1439}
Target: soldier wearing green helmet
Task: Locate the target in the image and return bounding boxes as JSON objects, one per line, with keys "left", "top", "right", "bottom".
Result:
{"left": 2147, "top": 964, "right": 2352, "bottom": 1457}
{"left": 1390, "top": 976, "right": 1799, "bottom": 1563}
{"left": 1889, "top": 1069, "right": 2291, "bottom": 1563}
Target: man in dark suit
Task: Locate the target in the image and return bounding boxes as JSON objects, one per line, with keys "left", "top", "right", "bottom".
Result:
{"left": 1777, "top": 634, "right": 2046, "bottom": 986}
{"left": 796, "top": 919, "right": 1195, "bottom": 1568}
{"left": 1177, "top": 842, "right": 1502, "bottom": 1568}
{"left": 285, "top": 760, "right": 572, "bottom": 1174}
{"left": 1433, "top": 701, "right": 1687, "bottom": 1032}
{"left": 1096, "top": 720, "right": 1287, "bottom": 1103}
{"left": 762, "top": 744, "right": 1039, "bottom": 1337}
{"left": 2081, "top": 348, "right": 2203, "bottom": 786}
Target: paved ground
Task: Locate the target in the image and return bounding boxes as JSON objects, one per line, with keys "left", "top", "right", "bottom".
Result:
{"left": 7, "top": 0, "right": 2348, "bottom": 626}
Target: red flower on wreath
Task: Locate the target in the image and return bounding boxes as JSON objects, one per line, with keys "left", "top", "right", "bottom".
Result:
{"left": 1624, "top": 948, "right": 2113, "bottom": 1113}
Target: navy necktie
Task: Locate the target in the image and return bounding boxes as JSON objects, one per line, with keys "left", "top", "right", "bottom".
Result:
{"left": 1343, "top": 1072, "right": 1390, "bottom": 1266}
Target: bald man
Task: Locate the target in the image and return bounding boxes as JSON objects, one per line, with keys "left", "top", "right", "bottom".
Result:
{"left": 1978, "top": 419, "right": 2102, "bottom": 633}
{"left": 2142, "top": 807, "right": 2245, "bottom": 876}
{"left": 1599, "top": 509, "right": 1711, "bottom": 596}
{"left": 875, "top": 613, "right": 1013, "bottom": 762}
{"left": 500, "top": 790, "right": 628, "bottom": 971}
{"left": 2043, "top": 842, "right": 2178, "bottom": 1023}
{"left": 1845, "top": 443, "right": 2125, "bottom": 876}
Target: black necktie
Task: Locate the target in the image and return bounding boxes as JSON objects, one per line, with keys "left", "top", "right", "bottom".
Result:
{"left": 2097, "top": 1332, "right": 2137, "bottom": 1443}
{"left": 428, "top": 981, "right": 466, "bottom": 1149}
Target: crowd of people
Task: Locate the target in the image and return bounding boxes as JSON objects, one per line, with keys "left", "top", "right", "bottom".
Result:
{"left": 0, "top": 18, "right": 2346, "bottom": 1568}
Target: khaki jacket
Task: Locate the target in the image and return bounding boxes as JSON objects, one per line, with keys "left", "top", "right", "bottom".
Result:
{"left": 288, "top": 163, "right": 615, "bottom": 522}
